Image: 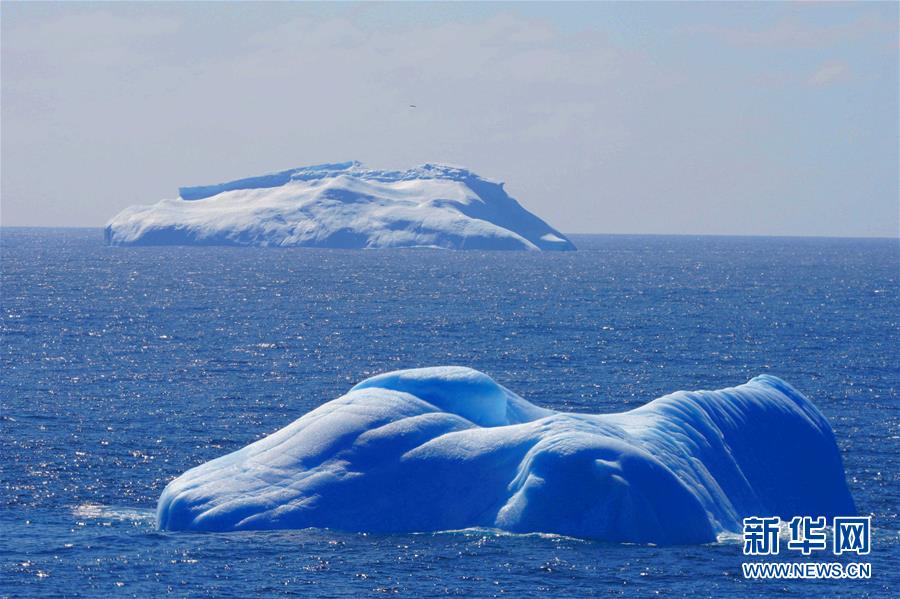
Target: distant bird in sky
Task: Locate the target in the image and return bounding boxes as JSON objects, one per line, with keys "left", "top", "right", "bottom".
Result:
{"left": 409, "top": 104, "right": 416, "bottom": 108}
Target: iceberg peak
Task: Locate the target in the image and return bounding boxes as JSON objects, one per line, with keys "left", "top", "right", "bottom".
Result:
{"left": 106, "top": 162, "right": 574, "bottom": 250}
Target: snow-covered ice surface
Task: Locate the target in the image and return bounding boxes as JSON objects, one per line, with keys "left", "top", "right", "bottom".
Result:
{"left": 105, "top": 162, "right": 575, "bottom": 251}
{"left": 157, "top": 367, "right": 855, "bottom": 544}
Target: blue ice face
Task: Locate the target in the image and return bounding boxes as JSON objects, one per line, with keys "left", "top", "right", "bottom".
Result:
{"left": 156, "top": 367, "right": 855, "bottom": 544}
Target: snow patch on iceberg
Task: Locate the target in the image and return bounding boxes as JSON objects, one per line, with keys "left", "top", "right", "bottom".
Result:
{"left": 105, "top": 163, "right": 575, "bottom": 251}
{"left": 156, "top": 367, "right": 855, "bottom": 544}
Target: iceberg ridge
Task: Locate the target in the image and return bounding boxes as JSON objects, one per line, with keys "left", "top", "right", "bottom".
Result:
{"left": 157, "top": 367, "right": 855, "bottom": 544}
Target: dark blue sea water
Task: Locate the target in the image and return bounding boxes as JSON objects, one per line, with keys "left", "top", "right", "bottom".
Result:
{"left": 2, "top": 228, "right": 897, "bottom": 597}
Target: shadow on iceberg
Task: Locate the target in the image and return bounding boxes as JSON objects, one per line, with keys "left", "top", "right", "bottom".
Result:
{"left": 157, "top": 367, "right": 855, "bottom": 544}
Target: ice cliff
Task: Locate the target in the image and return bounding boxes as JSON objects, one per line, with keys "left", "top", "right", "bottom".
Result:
{"left": 105, "top": 162, "right": 575, "bottom": 250}
{"left": 157, "top": 367, "right": 856, "bottom": 544}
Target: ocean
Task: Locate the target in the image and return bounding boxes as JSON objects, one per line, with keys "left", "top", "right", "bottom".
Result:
{"left": 1, "top": 228, "right": 897, "bottom": 597}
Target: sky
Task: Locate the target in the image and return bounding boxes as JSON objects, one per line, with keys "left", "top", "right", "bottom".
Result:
{"left": 2, "top": 1, "right": 898, "bottom": 237}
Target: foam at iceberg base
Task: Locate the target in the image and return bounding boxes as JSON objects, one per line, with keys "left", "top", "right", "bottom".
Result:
{"left": 157, "top": 367, "right": 856, "bottom": 544}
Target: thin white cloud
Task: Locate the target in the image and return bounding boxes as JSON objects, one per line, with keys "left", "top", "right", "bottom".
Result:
{"left": 686, "top": 14, "right": 894, "bottom": 49}
{"left": 807, "top": 60, "right": 850, "bottom": 87}
{"left": 5, "top": 10, "right": 182, "bottom": 67}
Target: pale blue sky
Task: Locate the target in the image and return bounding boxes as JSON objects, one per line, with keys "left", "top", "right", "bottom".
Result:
{"left": 2, "top": 1, "right": 897, "bottom": 236}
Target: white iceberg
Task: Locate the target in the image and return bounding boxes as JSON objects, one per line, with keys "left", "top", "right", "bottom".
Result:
{"left": 105, "top": 162, "right": 575, "bottom": 250}
{"left": 157, "top": 367, "right": 856, "bottom": 544}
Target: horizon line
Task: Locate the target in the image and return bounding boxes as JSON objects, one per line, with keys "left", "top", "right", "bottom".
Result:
{"left": 0, "top": 225, "right": 897, "bottom": 242}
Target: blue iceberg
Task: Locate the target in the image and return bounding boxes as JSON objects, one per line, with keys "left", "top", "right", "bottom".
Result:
{"left": 157, "top": 367, "right": 855, "bottom": 544}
